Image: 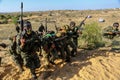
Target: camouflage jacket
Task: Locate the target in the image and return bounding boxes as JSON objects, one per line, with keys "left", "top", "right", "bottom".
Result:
{"left": 17, "top": 31, "right": 40, "bottom": 53}
{"left": 103, "top": 26, "right": 119, "bottom": 33}
{"left": 66, "top": 26, "right": 79, "bottom": 38}
{"left": 72, "top": 26, "right": 79, "bottom": 38}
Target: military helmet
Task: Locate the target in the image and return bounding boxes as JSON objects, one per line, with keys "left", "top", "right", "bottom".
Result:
{"left": 70, "top": 21, "right": 76, "bottom": 27}
{"left": 113, "top": 22, "right": 119, "bottom": 27}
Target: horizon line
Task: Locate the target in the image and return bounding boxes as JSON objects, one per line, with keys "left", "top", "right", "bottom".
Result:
{"left": 0, "top": 8, "right": 120, "bottom": 13}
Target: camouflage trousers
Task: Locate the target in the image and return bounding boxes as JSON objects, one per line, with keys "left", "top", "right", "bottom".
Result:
{"left": 19, "top": 51, "right": 40, "bottom": 79}
{"left": 67, "top": 39, "right": 77, "bottom": 56}
{"left": 9, "top": 48, "right": 23, "bottom": 72}
{"left": 20, "top": 51, "right": 40, "bottom": 69}
{"left": 42, "top": 47, "right": 58, "bottom": 66}
{"left": 73, "top": 37, "right": 78, "bottom": 48}
{"left": 56, "top": 43, "right": 65, "bottom": 60}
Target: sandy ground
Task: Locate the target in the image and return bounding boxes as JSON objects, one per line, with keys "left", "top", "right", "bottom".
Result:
{"left": 0, "top": 47, "right": 120, "bottom": 80}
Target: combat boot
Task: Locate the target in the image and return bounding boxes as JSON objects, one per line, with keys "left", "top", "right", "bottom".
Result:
{"left": 71, "top": 50, "right": 75, "bottom": 57}
{"left": 49, "top": 61, "right": 56, "bottom": 65}
{"left": 30, "top": 69, "right": 38, "bottom": 80}
{"left": 65, "top": 57, "right": 71, "bottom": 62}
{"left": 71, "top": 50, "right": 77, "bottom": 57}
{"left": 17, "top": 64, "right": 24, "bottom": 73}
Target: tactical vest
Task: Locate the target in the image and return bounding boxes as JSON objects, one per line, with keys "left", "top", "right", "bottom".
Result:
{"left": 72, "top": 26, "right": 79, "bottom": 38}
{"left": 18, "top": 31, "right": 40, "bottom": 53}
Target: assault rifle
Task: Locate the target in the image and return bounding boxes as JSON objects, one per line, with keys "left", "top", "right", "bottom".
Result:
{"left": 79, "top": 15, "right": 91, "bottom": 28}
{"left": 20, "top": 2, "right": 24, "bottom": 32}
{"left": 54, "top": 35, "right": 68, "bottom": 41}
{"left": 77, "top": 15, "right": 92, "bottom": 35}
{"left": 103, "top": 31, "right": 120, "bottom": 39}
{"left": 45, "top": 18, "right": 57, "bottom": 32}
{"left": 79, "top": 16, "right": 87, "bottom": 27}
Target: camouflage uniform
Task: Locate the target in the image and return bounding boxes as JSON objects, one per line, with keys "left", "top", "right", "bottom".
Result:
{"left": 35, "top": 23, "right": 45, "bottom": 56}
{"left": 57, "top": 27, "right": 71, "bottom": 62}
{"left": 8, "top": 22, "right": 23, "bottom": 72}
{"left": 62, "top": 24, "right": 77, "bottom": 57}
{"left": 42, "top": 33, "right": 58, "bottom": 67}
{"left": 38, "top": 23, "right": 45, "bottom": 33}
{"left": 69, "top": 21, "right": 79, "bottom": 47}
{"left": 63, "top": 37, "right": 71, "bottom": 62}
{"left": 55, "top": 33, "right": 66, "bottom": 60}
{"left": 103, "top": 22, "right": 119, "bottom": 39}
{"left": 66, "top": 30, "right": 77, "bottom": 57}
{"left": 9, "top": 35, "right": 24, "bottom": 72}
{"left": 37, "top": 23, "right": 45, "bottom": 39}
{"left": 10, "top": 21, "right": 41, "bottom": 79}
{"left": 19, "top": 21, "right": 41, "bottom": 79}
{"left": 72, "top": 26, "right": 79, "bottom": 47}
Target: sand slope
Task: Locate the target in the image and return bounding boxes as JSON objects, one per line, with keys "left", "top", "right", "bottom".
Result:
{"left": 0, "top": 48, "right": 120, "bottom": 80}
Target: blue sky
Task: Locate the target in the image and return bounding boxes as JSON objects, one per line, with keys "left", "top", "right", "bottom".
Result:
{"left": 0, "top": 0, "right": 120, "bottom": 12}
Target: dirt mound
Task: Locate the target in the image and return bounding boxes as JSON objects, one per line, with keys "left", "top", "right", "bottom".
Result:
{"left": 0, "top": 48, "right": 120, "bottom": 80}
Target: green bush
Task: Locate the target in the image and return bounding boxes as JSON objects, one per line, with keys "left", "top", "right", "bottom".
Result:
{"left": 80, "top": 22, "right": 105, "bottom": 49}
{"left": 12, "top": 17, "right": 18, "bottom": 25}
{"left": 6, "top": 15, "right": 12, "bottom": 19}
{"left": 0, "top": 15, "right": 8, "bottom": 24}
{"left": 0, "top": 15, "right": 6, "bottom": 19}
{"left": 2, "top": 18, "right": 8, "bottom": 24}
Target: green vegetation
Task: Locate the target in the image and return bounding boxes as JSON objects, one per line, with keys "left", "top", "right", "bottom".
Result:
{"left": 0, "top": 15, "right": 9, "bottom": 24}
{"left": 12, "top": 16, "right": 18, "bottom": 25}
{"left": 2, "top": 18, "right": 8, "bottom": 24}
{"left": 79, "top": 22, "right": 105, "bottom": 49}
{"left": 0, "top": 15, "right": 6, "bottom": 19}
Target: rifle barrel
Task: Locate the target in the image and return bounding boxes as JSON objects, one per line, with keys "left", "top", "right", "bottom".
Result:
{"left": 20, "top": 2, "right": 23, "bottom": 31}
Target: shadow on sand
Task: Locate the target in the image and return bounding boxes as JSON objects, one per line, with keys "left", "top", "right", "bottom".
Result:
{"left": 38, "top": 48, "right": 112, "bottom": 80}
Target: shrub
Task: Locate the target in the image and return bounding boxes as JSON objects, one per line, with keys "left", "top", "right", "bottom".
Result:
{"left": 6, "top": 15, "right": 12, "bottom": 19}
{"left": 0, "top": 15, "right": 8, "bottom": 24}
{"left": 12, "top": 17, "right": 18, "bottom": 25}
{"left": 80, "top": 22, "right": 105, "bottom": 49}
{"left": 0, "top": 15, "right": 6, "bottom": 19}
{"left": 2, "top": 18, "right": 8, "bottom": 24}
